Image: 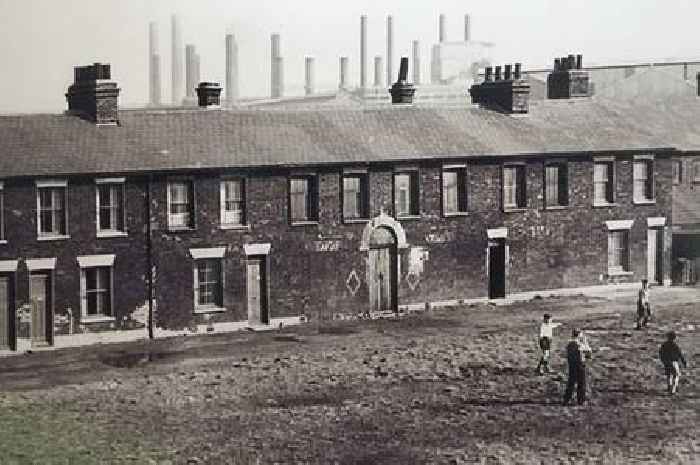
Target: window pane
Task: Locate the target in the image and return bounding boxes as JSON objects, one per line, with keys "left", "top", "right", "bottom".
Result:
{"left": 545, "top": 165, "right": 559, "bottom": 206}
{"left": 395, "top": 174, "right": 411, "bottom": 216}
{"left": 290, "top": 178, "right": 308, "bottom": 221}
{"left": 443, "top": 171, "right": 458, "bottom": 214}
{"left": 40, "top": 211, "right": 52, "bottom": 234}
{"left": 197, "top": 259, "right": 221, "bottom": 306}
{"left": 503, "top": 167, "right": 516, "bottom": 208}
{"left": 343, "top": 176, "right": 361, "bottom": 218}
{"left": 594, "top": 163, "right": 611, "bottom": 203}
{"left": 222, "top": 180, "right": 244, "bottom": 225}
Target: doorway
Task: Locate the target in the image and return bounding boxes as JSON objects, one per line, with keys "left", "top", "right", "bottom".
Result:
{"left": 0, "top": 276, "right": 13, "bottom": 350}
{"left": 647, "top": 227, "right": 664, "bottom": 285}
{"left": 246, "top": 257, "right": 269, "bottom": 325}
{"left": 29, "top": 273, "right": 52, "bottom": 346}
{"left": 368, "top": 227, "right": 398, "bottom": 312}
{"left": 488, "top": 238, "right": 506, "bottom": 299}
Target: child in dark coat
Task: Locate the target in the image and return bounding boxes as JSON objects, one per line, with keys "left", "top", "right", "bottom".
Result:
{"left": 659, "top": 331, "right": 688, "bottom": 394}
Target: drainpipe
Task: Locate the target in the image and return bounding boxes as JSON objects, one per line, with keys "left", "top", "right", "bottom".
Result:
{"left": 146, "top": 174, "right": 154, "bottom": 340}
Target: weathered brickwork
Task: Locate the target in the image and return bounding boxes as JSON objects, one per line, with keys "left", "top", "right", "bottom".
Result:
{"left": 0, "top": 153, "right": 675, "bottom": 337}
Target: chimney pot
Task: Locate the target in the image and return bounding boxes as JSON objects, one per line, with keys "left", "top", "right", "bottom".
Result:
{"left": 390, "top": 56, "right": 416, "bottom": 104}
{"left": 485, "top": 66, "right": 493, "bottom": 82}
{"left": 504, "top": 64, "right": 512, "bottom": 80}
{"left": 196, "top": 81, "right": 222, "bottom": 108}
{"left": 66, "top": 63, "right": 120, "bottom": 124}
{"left": 514, "top": 63, "right": 522, "bottom": 80}
{"left": 469, "top": 63, "right": 530, "bottom": 114}
{"left": 494, "top": 66, "right": 501, "bottom": 81}
{"left": 576, "top": 54, "right": 583, "bottom": 69}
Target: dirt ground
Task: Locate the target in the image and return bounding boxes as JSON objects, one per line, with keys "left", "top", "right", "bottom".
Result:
{"left": 0, "top": 287, "right": 699, "bottom": 465}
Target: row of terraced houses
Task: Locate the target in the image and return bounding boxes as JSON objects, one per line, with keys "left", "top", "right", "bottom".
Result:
{"left": 0, "top": 58, "right": 699, "bottom": 352}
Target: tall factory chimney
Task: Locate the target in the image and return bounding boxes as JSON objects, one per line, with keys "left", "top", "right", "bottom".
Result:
{"left": 194, "top": 52, "right": 201, "bottom": 90}
{"left": 148, "top": 22, "right": 161, "bottom": 106}
{"left": 271, "top": 34, "right": 284, "bottom": 98}
{"left": 225, "top": 34, "right": 239, "bottom": 105}
{"left": 360, "top": 15, "right": 367, "bottom": 89}
{"left": 439, "top": 14, "right": 446, "bottom": 43}
{"left": 386, "top": 15, "right": 393, "bottom": 88}
{"left": 171, "top": 15, "right": 183, "bottom": 105}
{"left": 430, "top": 44, "right": 442, "bottom": 84}
{"left": 374, "top": 56, "right": 383, "bottom": 87}
{"left": 412, "top": 40, "right": 420, "bottom": 85}
{"left": 185, "top": 44, "right": 196, "bottom": 104}
{"left": 339, "top": 56, "right": 349, "bottom": 90}
{"left": 305, "top": 56, "right": 315, "bottom": 95}
{"left": 464, "top": 14, "right": 471, "bottom": 42}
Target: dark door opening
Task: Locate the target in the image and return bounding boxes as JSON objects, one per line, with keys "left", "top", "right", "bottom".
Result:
{"left": 488, "top": 239, "right": 506, "bottom": 299}
{"left": 369, "top": 227, "right": 398, "bottom": 313}
{"left": 29, "top": 273, "right": 52, "bottom": 346}
{"left": 247, "top": 257, "right": 269, "bottom": 325}
{"left": 0, "top": 276, "right": 14, "bottom": 351}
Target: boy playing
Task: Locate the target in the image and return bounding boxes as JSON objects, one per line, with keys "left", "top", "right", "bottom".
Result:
{"left": 659, "top": 331, "right": 688, "bottom": 395}
{"left": 636, "top": 279, "right": 651, "bottom": 329}
{"left": 536, "top": 313, "right": 562, "bottom": 375}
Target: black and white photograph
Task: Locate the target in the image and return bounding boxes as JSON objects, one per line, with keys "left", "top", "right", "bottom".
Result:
{"left": 0, "top": 0, "right": 699, "bottom": 463}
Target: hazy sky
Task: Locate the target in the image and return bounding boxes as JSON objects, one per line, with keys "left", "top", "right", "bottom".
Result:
{"left": 0, "top": 0, "right": 697, "bottom": 113}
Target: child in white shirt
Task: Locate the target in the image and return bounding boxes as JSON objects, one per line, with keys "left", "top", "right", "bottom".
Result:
{"left": 536, "top": 313, "right": 562, "bottom": 374}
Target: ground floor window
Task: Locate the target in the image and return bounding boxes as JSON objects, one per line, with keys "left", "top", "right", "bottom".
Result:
{"left": 81, "top": 266, "right": 112, "bottom": 318}
{"left": 194, "top": 259, "right": 223, "bottom": 310}
{"left": 608, "top": 230, "right": 630, "bottom": 274}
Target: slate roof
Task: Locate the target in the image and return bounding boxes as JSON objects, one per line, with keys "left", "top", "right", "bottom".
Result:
{"left": 1, "top": 97, "right": 699, "bottom": 178}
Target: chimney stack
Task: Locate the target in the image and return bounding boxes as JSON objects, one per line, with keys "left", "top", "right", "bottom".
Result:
{"left": 360, "top": 15, "right": 367, "bottom": 89}
{"left": 66, "top": 63, "right": 120, "bottom": 124}
{"left": 412, "top": 40, "right": 420, "bottom": 85}
{"left": 196, "top": 82, "right": 222, "bottom": 108}
{"left": 171, "top": 15, "right": 183, "bottom": 105}
{"left": 464, "top": 14, "right": 471, "bottom": 42}
{"left": 339, "top": 56, "right": 349, "bottom": 90}
{"left": 547, "top": 53, "right": 589, "bottom": 99}
{"left": 374, "top": 56, "right": 383, "bottom": 87}
{"left": 469, "top": 62, "right": 530, "bottom": 114}
{"left": 386, "top": 15, "right": 393, "bottom": 88}
{"left": 225, "top": 34, "right": 239, "bottom": 105}
{"left": 390, "top": 57, "right": 416, "bottom": 104}
{"left": 439, "top": 14, "right": 446, "bottom": 43}
{"left": 149, "top": 22, "right": 161, "bottom": 106}
{"left": 271, "top": 34, "right": 284, "bottom": 98}
{"left": 305, "top": 57, "right": 315, "bottom": 95}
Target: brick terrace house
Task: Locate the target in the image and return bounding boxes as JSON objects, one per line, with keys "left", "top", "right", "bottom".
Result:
{"left": 0, "top": 61, "right": 697, "bottom": 351}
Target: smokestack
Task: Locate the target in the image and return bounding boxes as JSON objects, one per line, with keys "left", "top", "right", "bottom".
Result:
{"left": 390, "top": 57, "right": 416, "bottom": 104}
{"left": 225, "top": 34, "right": 239, "bottom": 105}
{"left": 271, "top": 34, "right": 283, "bottom": 98}
{"left": 374, "top": 56, "right": 383, "bottom": 87}
{"left": 464, "top": 14, "right": 471, "bottom": 42}
{"left": 339, "top": 56, "right": 349, "bottom": 90}
{"left": 439, "top": 14, "right": 446, "bottom": 43}
{"left": 360, "top": 15, "right": 367, "bottom": 89}
{"left": 412, "top": 40, "right": 420, "bottom": 85}
{"left": 171, "top": 15, "right": 183, "bottom": 105}
{"left": 305, "top": 56, "right": 315, "bottom": 95}
{"left": 430, "top": 44, "right": 442, "bottom": 84}
{"left": 149, "top": 22, "right": 161, "bottom": 106}
{"left": 194, "top": 53, "right": 200, "bottom": 91}
{"left": 386, "top": 15, "right": 393, "bottom": 88}
{"left": 185, "top": 44, "right": 196, "bottom": 99}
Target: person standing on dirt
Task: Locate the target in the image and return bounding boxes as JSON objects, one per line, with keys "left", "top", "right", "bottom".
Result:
{"left": 536, "top": 313, "right": 562, "bottom": 375}
{"left": 659, "top": 331, "right": 688, "bottom": 395}
{"left": 636, "top": 279, "right": 651, "bottom": 329}
{"left": 563, "top": 328, "right": 590, "bottom": 406}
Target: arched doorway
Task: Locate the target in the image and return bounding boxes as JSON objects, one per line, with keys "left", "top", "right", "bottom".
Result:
{"left": 368, "top": 227, "right": 398, "bottom": 313}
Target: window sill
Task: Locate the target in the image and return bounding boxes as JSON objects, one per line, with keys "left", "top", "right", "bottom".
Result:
{"left": 343, "top": 218, "right": 370, "bottom": 224}
{"left": 593, "top": 202, "right": 618, "bottom": 208}
{"left": 397, "top": 215, "right": 421, "bottom": 221}
{"left": 633, "top": 199, "right": 656, "bottom": 205}
{"left": 0, "top": 240, "right": 6, "bottom": 245}
{"left": 97, "top": 231, "right": 128, "bottom": 238}
{"left": 607, "top": 270, "right": 634, "bottom": 277}
{"left": 544, "top": 205, "right": 568, "bottom": 211}
{"left": 37, "top": 234, "right": 70, "bottom": 242}
{"left": 194, "top": 306, "right": 227, "bottom": 314}
{"left": 443, "top": 212, "right": 469, "bottom": 217}
{"left": 81, "top": 316, "right": 116, "bottom": 323}
{"left": 503, "top": 207, "right": 527, "bottom": 213}
{"left": 167, "top": 227, "right": 196, "bottom": 233}
{"left": 220, "top": 224, "right": 250, "bottom": 231}
{"left": 290, "top": 221, "right": 319, "bottom": 226}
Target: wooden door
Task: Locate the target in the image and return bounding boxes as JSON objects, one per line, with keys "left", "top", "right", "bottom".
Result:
{"left": 369, "top": 246, "right": 397, "bottom": 312}
{"left": 247, "top": 258, "right": 268, "bottom": 325}
{"left": 30, "top": 275, "right": 48, "bottom": 345}
{"left": 488, "top": 239, "right": 506, "bottom": 299}
{"left": 648, "top": 228, "right": 664, "bottom": 285}
{"left": 0, "top": 277, "right": 9, "bottom": 349}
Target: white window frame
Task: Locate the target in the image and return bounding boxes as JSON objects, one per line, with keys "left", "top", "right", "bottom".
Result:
{"left": 36, "top": 179, "right": 69, "bottom": 240}
{"left": 220, "top": 178, "right": 247, "bottom": 228}
{"left": 442, "top": 164, "right": 468, "bottom": 216}
{"left": 393, "top": 169, "right": 420, "bottom": 218}
{"left": 95, "top": 178, "right": 127, "bottom": 237}
{"left": 167, "top": 179, "right": 195, "bottom": 230}
{"left": 693, "top": 160, "right": 700, "bottom": 184}
{"left": 289, "top": 174, "right": 318, "bottom": 224}
{"left": 672, "top": 160, "right": 682, "bottom": 186}
{"left": 0, "top": 181, "right": 5, "bottom": 244}
{"left": 593, "top": 157, "right": 616, "bottom": 206}
{"left": 544, "top": 161, "right": 568, "bottom": 208}
{"left": 190, "top": 247, "right": 226, "bottom": 313}
{"left": 633, "top": 154, "right": 655, "bottom": 204}
{"left": 503, "top": 164, "right": 526, "bottom": 211}
{"left": 78, "top": 254, "right": 116, "bottom": 323}
{"left": 342, "top": 171, "right": 369, "bottom": 222}
{"left": 605, "top": 220, "right": 633, "bottom": 276}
